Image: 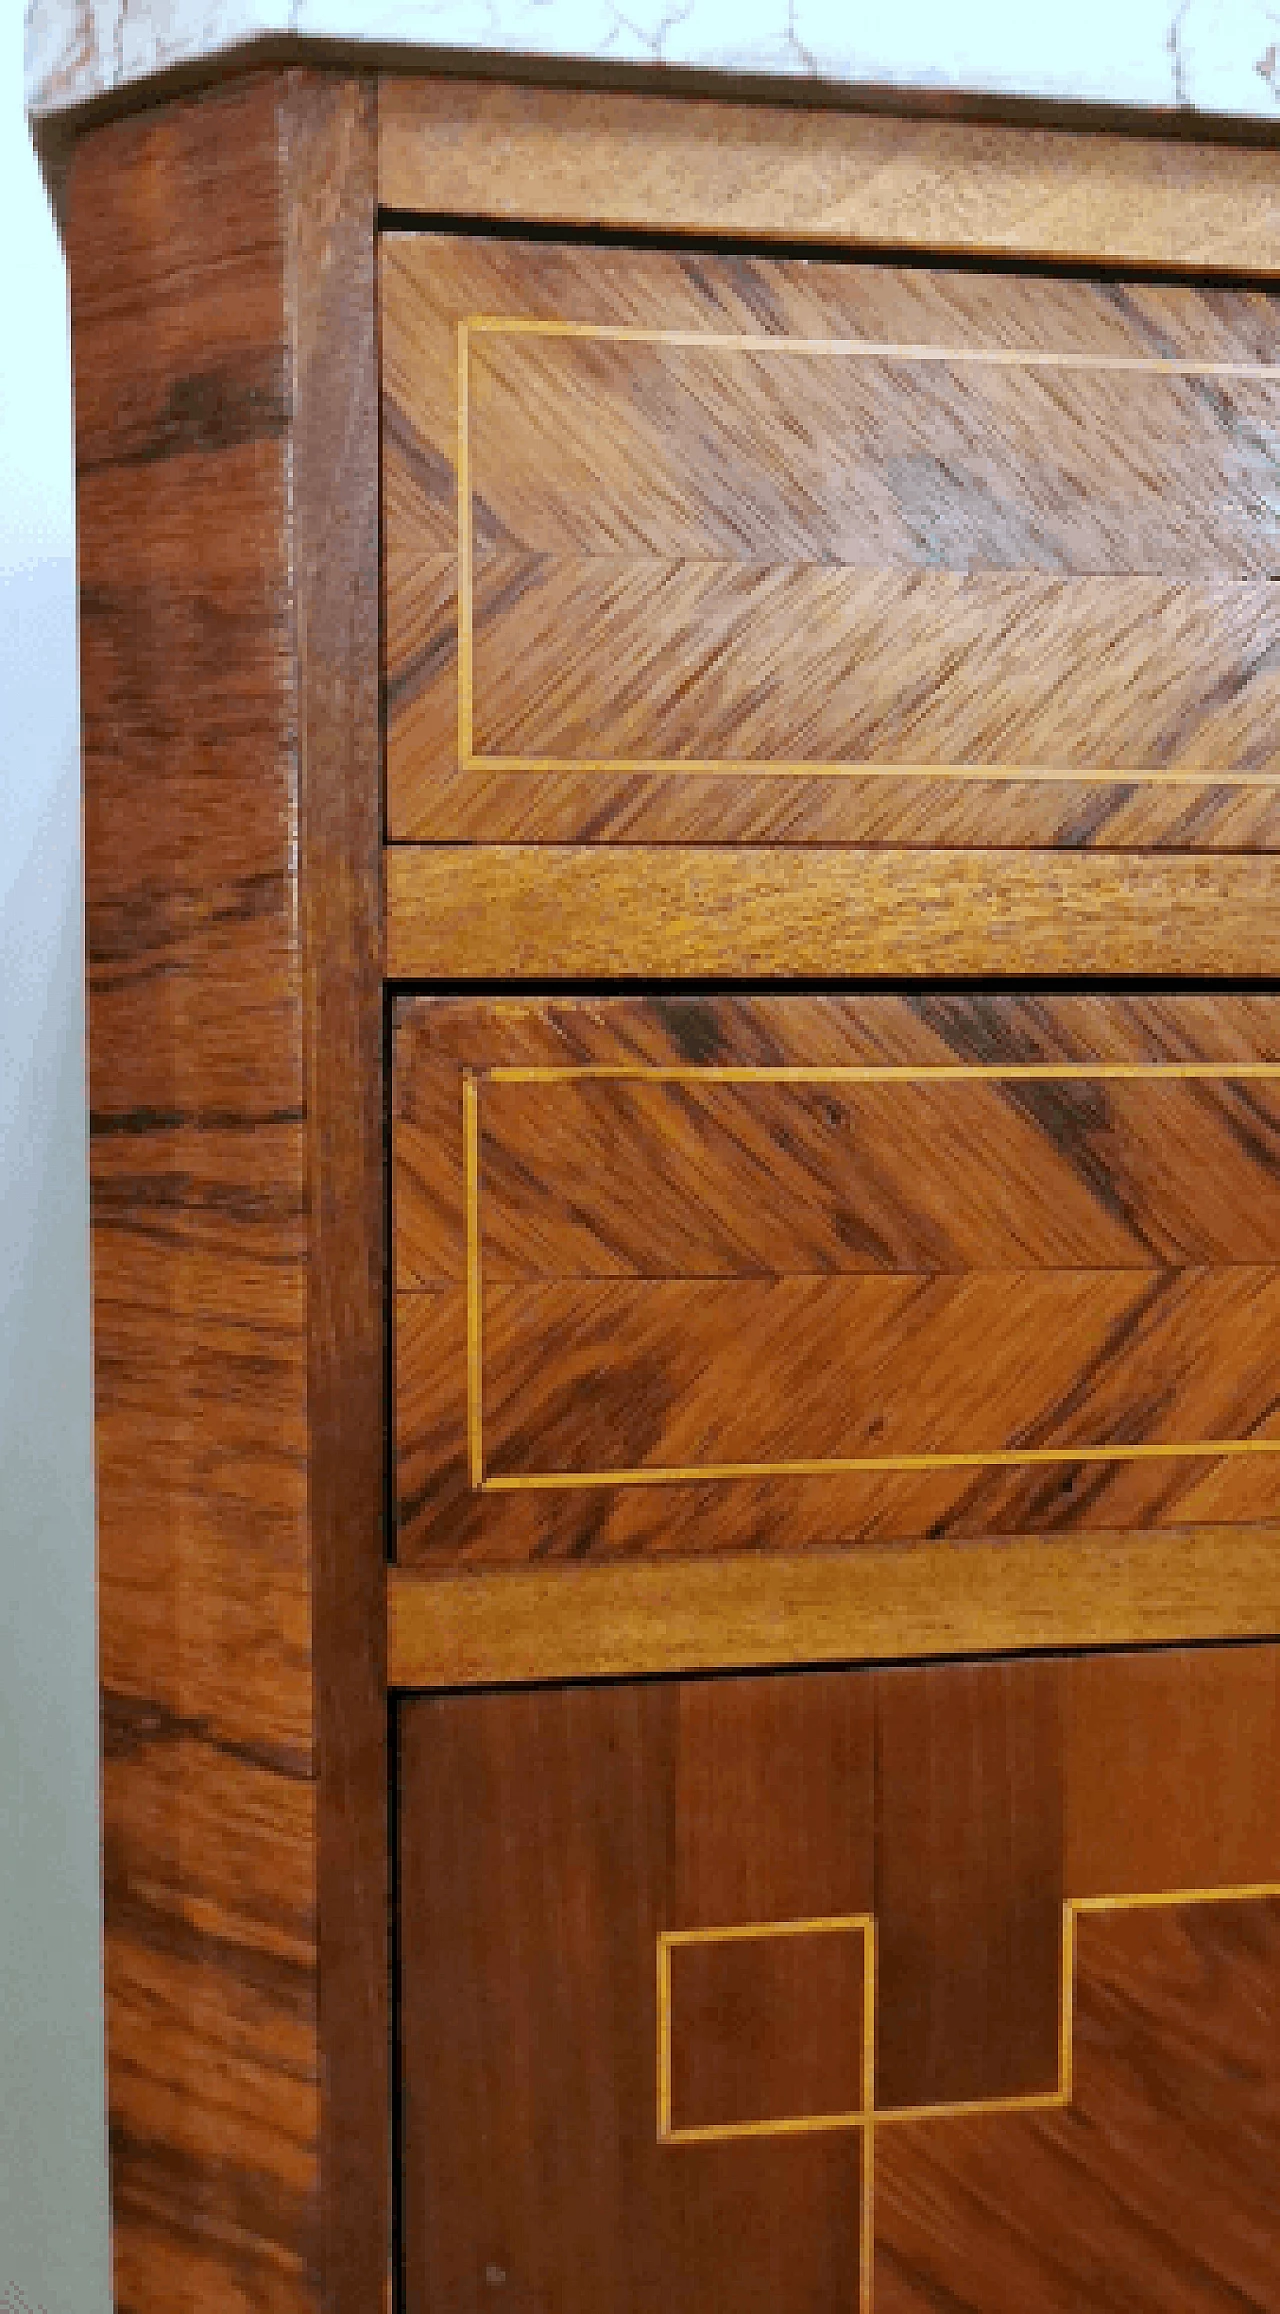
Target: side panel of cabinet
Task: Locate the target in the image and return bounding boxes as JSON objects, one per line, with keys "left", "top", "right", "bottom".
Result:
{"left": 397, "top": 1645, "right": 1280, "bottom": 2314}
{"left": 71, "top": 70, "right": 387, "bottom": 2314}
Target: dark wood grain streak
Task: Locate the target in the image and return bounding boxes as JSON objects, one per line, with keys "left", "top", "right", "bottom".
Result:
{"left": 70, "top": 67, "right": 385, "bottom": 2314}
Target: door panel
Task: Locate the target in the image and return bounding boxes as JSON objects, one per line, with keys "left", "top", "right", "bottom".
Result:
{"left": 382, "top": 235, "right": 1280, "bottom": 851}
{"left": 393, "top": 991, "right": 1280, "bottom": 1577}
{"left": 397, "top": 1646, "right": 1280, "bottom": 2312}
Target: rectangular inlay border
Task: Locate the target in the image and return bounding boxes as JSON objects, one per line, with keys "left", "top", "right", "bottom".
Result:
{"left": 461, "top": 1061, "right": 1280, "bottom": 1494}
{"left": 456, "top": 317, "right": 1280, "bottom": 789}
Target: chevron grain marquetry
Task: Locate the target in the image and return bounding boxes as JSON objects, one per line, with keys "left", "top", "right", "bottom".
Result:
{"left": 398, "top": 1646, "right": 1280, "bottom": 2314}
{"left": 393, "top": 991, "right": 1280, "bottom": 1568}
{"left": 383, "top": 235, "right": 1280, "bottom": 849}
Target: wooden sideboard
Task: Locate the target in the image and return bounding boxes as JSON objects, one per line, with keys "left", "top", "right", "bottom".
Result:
{"left": 63, "top": 60, "right": 1280, "bottom": 2313}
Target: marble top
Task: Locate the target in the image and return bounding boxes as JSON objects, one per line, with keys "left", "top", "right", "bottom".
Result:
{"left": 24, "top": 0, "right": 1280, "bottom": 120}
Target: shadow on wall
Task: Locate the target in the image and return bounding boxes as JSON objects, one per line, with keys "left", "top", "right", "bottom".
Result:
{"left": 0, "top": 558, "right": 113, "bottom": 2314}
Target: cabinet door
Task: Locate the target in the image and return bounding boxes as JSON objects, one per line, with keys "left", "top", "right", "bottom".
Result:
{"left": 393, "top": 989, "right": 1280, "bottom": 1598}
{"left": 382, "top": 234, "right": 1280, "bottom": 854}
{"left": 397, "top": 1646, "right": 1280, "bottom": 2314}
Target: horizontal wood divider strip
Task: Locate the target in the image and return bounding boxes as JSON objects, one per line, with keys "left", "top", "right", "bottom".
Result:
{"left": 378, "top": 78, "right": 1280, "bottom": 273}
{"left": 387, "top": 1526, "right": 1280, "bottom": 1688}
{"left": 385, "top": 847, "right": 1280, "bottom": 979}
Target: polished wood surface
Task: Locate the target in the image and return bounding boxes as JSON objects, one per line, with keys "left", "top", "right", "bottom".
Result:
{"left": 398, "top": 1673, "right": 871, "bottom": 2314}
{"left": 379, "top": 77, "right": 1280, "bottom": 272}
{"left": 875, "top": 1661, "right": 1063, "bottom": 2111}
{"left": 384, "top": 233, "right": 1280, "bottom": 852}
{"left": 398, "top": 1646, "right": 1280, "bottom": 2314}
{"left": 388, "top": 1526, "right": 1280, "bottom": 1687}
{"left": 394, "top": 992, "right": 1280, "bottom": 1570}
{"left": 71, "top": 68, "right": 386, "bottom": 2314}
{"left": 386, "top": 844, "right": 1280, "bottom": 977}
{"left": 875, "top": 1895, "right": 1280, "bottom": 2311}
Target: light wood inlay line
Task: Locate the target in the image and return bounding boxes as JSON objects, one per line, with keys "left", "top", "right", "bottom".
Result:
{"left": 456, "top": 322, "right": 473, "bottom": 766}
{"left": 485, "top": 1064, "right": 1280, "bottom": 1085}
{"left": 861, "top": 1921, "right": 876, "bottom": 2314}
{"left": 462, "top": 756, "right": 1280, "bottom": 788}
{"left": 482, "top": 1442, "right": 1280, "bottom": 1490}
{"left": 465, "top": 318, "right": 1280, "bottom": 376}
{"left": 664, "top": 1915, "right": 877, "bottom": 1946}
{"left": 463, "top": 1071, "right": 484, "bottom": 1491}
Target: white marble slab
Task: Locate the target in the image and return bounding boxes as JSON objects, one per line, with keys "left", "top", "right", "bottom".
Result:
{"left": 25, "top": 0, "right": 1280, "bottom": 120}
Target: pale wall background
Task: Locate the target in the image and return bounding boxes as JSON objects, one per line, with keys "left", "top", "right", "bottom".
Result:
{"left": 3, "top": 7, "right": 1279, "bottom": 2312}
{"left": 1, "top": 1, "right": 112, "bottom": 2308}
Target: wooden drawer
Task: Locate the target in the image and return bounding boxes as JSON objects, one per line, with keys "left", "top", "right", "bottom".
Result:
{"left": 397, "top": 1642, "right": 1280, "bottom": 2314}
{"left": 393, "top": 990, "right": 1280, "bottom": 1592}
{"left": 382, "top": 234, "right": 1280, "bottom": 855}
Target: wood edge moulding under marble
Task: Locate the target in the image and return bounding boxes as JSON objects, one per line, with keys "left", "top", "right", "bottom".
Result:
{"left": 378, "top": 75, "right": 1280, "bottom": 272}
{"left": 386, "top": 1525, "right": 1280, "bottom": 1688}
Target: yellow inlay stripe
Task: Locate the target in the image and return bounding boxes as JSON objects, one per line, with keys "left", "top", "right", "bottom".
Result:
{"left": 462, "top": 1072, "right": 484, "bottom": 1491}
{"left": 456, "top": 322, "right": 474, "bottom": 765}
{"left": 464, "top": 754, "right": 1280, "bottom": 787}
{"left": 663, "top": 1914, "right": 874, "bottom": 1945}
{"left": 484, "top": 1062, "right": 1280, "bottom": 1084}
{"left": 482, "top": 1438, "right": 1280, "bottom": 1492}
{"left": 465, "top": 317, "right": 1280, "bottom": 377}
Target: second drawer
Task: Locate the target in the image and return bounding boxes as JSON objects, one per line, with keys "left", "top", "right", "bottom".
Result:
{"left": 393, "top": 988, "right": 1280, "bottom": 1574}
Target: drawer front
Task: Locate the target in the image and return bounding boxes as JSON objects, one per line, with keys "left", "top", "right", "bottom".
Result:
{"left": 397, "top": 1644, "right": 1280, "bottom": 2313}
{"left": 393, "top": 989, "right": 1280, "bottom": 1573}
{"left": 382, "top": 235, "right": 1280, "bottom": 852}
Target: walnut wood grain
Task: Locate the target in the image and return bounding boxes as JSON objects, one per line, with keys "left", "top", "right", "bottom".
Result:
{"left": 71, "top": 68, "right": 385, "bottom": 2314}
{"left": 379, "top": 77, "right": 1280, "bottom": 272}
{"left": 383, "top": 231, "right": 1280, "bottom": 852}
{"left": 393, "top": 992, "right": 1280, "bottom": 1569}
{"left": 385, "top": 845, "right": 1280, "bottom": 977}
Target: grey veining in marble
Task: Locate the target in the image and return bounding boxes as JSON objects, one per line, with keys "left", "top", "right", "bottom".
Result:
{"left": 25, "top": 0, "right": 1280, "bottom": 122}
